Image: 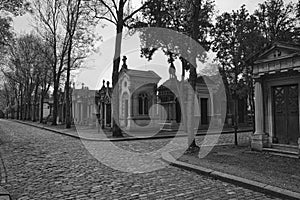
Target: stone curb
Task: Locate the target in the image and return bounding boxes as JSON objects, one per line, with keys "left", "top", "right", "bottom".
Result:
{"left": 11, "top": 120, "right": 253, "bottom": 142}
{"left": 161, "top": 152, "right": 300, "bottom": 200}
{"left": 12, "top": 120, "right": 186, "bottom": 142}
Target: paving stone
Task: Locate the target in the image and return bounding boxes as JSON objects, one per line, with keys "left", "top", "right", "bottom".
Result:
{"left": 0, "top": 120, "right": 279, "bottom": 200}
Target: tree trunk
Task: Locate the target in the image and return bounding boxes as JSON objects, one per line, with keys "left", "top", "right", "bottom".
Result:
{"left": 16, "top": 87, "right": 20, "bottom": 120}
{"left": 180, "top": 58, "right": 187, "bottom": 132}
{"left": 65, "top": 83, "right": 71, "bottom": 128}
{"left": 24, "top": 85, "right": 28, "bottom": 120}
{"left": 233, "top": 63, "right": 239, "bottom": 146}
{"left": 32, "top": 84, "right": 39, "bottom": 122}
{"left": 27, "top": 96, "right": 31, "bottom": 120}
{"left": 20, "top": 88, "right": 24, "bottom": 120}
{"left": 40, "top": 95, "right": 44, "bottom": 123}
{"left": 111, "top": 20, "right": 124, "bottom": 137}
{"left": 186, "top": 0, "right": 201, "bottom": 151}
{"left": 65, "top": 40, "right": 72, "bottom": 129}
{"left": 25, "top": 82, "right": 33, "bottom": 121}
{"left": 16, "top": 100, "right": 20, "bottom": 120}
{"left": 25, "top": 92, "right": 29, "bottom": 120}
{"left": 52, "top": 81, "right": 59, "bottom": 125}
{"left": 249, "top": 79, "right": 255, "bottom": 131}
{"left": 233, "top": 96, "right": 238, "bottom": 145}
{"left": 187, "top": 63, "right": 197, "bottom": 149}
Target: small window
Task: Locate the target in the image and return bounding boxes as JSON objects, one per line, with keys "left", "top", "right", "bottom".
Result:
{"left": 138, "top": 93, "right": 149, "bottom": 115}
{"left": 124, "top": 81, "right": 127, "bottom": 87}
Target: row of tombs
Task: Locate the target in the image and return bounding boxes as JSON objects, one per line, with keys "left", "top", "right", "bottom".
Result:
{"left": 72, "top": 56, "right": 249, "bottom": 132}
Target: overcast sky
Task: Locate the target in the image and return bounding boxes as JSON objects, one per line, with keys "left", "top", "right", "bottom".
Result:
{"left": 13, "top": 0, "right": 267, "bottom": 35}
{"left": 11, "top": 0, "right": 297, "bottom": 90}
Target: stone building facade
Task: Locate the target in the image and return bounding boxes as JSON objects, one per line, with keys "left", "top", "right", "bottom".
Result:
{"left": 251, "top": 42, "right": 300, "bottom": 153}
{"left": 95, "top": 56, "right": 161, "bottom": 131}
{"left": 157, "top": 75, "right": 217, "bottom": 130}
{"left": 118, "top": 58, "right": 161, "bottom": 131}
{"left": 72, "top": 84, "right": 97, "bottom": 126}
{"left": 95, "top": 81, "right": 112, "bottom": 129}
{"left": 93, "top": 56, "right": 225, "bottom": 132}
{"left": 69, "top": 56, "right": 250, "bottom": 132}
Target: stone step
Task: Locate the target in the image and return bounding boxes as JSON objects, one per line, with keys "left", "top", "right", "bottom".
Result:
{"left": 159, "top": 122, "right": 179, "bottom": 131}
{"left": 271, "top": 144, "right": 298, "bottom": 153}
{"left": 268, "top": 152, "right": 299, "bottom": 159}
{"left": 263, "top": 147, "right": 299, "bottom": 157}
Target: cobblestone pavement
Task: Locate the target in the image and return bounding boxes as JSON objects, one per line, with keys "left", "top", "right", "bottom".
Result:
{"left": 0, "top": 120, "right": 279, "bottom": 200}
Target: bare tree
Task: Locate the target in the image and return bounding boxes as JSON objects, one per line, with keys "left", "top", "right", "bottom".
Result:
{"left": 32, "top": 0, "right": 70, "bottom": 125}
{"left": 32, "top": 0, "right": 97, "bottom": 126}
{"left": 62, "top": 0, "right": 98, "bottom": 128}
{"left": 1, "top": 34, "right": 50, "bottom": 121}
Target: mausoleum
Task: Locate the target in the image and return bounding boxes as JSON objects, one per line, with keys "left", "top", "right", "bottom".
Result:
{"left": 251, "top": 42, "right": 300, "bottom": 155}
{"left": 118, "top": 56, "right": 161, "bottom": 131}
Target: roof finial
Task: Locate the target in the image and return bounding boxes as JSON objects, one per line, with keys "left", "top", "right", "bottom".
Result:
{"left": 122, "top": 56, "right": 128, "bottom": 70}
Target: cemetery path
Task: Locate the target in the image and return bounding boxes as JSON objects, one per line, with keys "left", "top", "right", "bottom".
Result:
{"left": 0, "top": 120, "right": 279, "bottom": 200}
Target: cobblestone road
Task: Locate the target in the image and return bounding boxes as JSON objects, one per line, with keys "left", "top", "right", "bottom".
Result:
{"left": 0, "top": 120, "right": 280, "bottom": 200}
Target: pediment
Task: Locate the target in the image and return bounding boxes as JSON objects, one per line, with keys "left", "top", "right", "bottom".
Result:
{"left": 255, "top": 43, "right": 300, "bottom": 64}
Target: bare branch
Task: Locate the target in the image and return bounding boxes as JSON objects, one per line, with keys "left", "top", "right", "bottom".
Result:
{"left": 123, "top": 2, "right": 149, "bottom": 22}
{"left": 96, "top": 0, "right": 118, "bottom": 22}
{"left": 95, "top": 16, "right": 117, "bottom": 25}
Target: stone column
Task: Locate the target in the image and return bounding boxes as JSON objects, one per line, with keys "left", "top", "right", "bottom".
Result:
{"left": 72, "top": 101, "right": 75, "bottom": 122}
{"left": 87, "top": 104, "right": 91, "bottom": 125}
{"left": 251, "top": 80, "right": 265, "bottom": 151}
{"left": 111, "top": 104, "right": 113, "bottom": 128}
{"left": 76, "top": 103, "right": 79, "bottom": 124}
{"left": 150, "top": 92, "right": 158, "bottom": 129}
{"left": 127, "top": 96, "right": 132, "bottom": 130}
{"left": 100, "top": 103, "right": 104, "bottom": 129}
{"left": 81, "top": 103, "right": 84, "bottom": 125}
{"left": 104, "top": 104, "right": 107, "bottom": 127}
{"left": 172, "top": 101, "right": 176, "bottom": 124}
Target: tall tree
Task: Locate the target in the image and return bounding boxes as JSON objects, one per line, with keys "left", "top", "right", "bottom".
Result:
{"left": 1, "top": 34, "right": 51, "bottom": 121}
{"left": 0, "top": 0, "right": 29, "bottom": 64}
{"left": 212, "top": 5, "right": 267, "bottom": 143}
{"left": 0, "top": 0, "right": 29, "bottom": 116}
{"left": 32, "top": 0, "right": 97, "bottom": 126}
{"left": 32, "top": 0, "right": 68, "bottom": 125}
{"left": 13, "top": 34, "right": 42, "bottom": 120}
{"left": 294, "top": 0, "right": 300, "bottom": 42}
{"left": 38, "top": 42, "right": 53, "bottom": 123}
{"left": 254, "top": 0, "right": 296, "bottom": 44}
{"left": 89, "top": 0, "right": 152, "bottom": 137}
{"left": 63, "top": 0, "right": 97, "bottom": 128}
{"left": 0, "top": 0, "right": 28, "bottom": 15}
{"left": 139, "top": 0, "right": 215, "bottom": 150}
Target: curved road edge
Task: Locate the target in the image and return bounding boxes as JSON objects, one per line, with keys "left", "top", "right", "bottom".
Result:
{"left": 161, "top": 151, "right": 300, "bottom": 200}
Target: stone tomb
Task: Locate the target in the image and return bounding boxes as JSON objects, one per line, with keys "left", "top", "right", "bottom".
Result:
{"left": 251, "top": 42, "right": 300, "bottom": 156}
{"left": 118, "top": 56, "right": 161, "bottom": 131}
